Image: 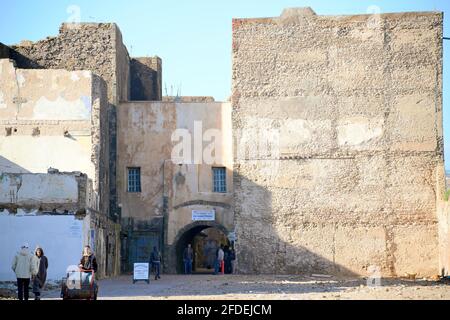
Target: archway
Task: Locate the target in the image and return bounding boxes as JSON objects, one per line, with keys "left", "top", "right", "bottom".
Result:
{"left": 174, "top": 221, "right": 231, "bottom": 274}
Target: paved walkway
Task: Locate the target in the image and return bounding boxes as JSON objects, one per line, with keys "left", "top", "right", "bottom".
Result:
{"left": 40, "top": 274, "right": 450, "bottom": 300}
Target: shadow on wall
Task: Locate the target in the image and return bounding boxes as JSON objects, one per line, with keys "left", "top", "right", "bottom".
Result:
{"left": 0, "top": 156, "right": 31, "bottom": 174}
{"left": 129, "top": 59, "right": 159, "bottom": 101}
{"left": 1, "top": 44, "right": 44, "bottom": 69}
{"left": 166, "top": 174, "right": 358, "bottom": 277}
{"left": 233, "top": 174, "right": 359, "bottom": 277}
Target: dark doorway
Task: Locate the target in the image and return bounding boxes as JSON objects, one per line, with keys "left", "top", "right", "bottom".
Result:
{"left": 175, "top": 225, "right": 230, "bottom": 274}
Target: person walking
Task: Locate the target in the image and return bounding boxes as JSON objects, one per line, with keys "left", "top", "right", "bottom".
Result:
{"left": 11, "top": 243, "right": 35, "bottom": 300}
{"left": 32, "top": 246, "right": 48, "bottom": 300}
{"left": 183, "top": 244, "right": 193, "bottom": 274}
{"left": 150, "top": 246, "right": 161, "bottom": 280}
{"left": 214, "top": 245, "right": 224, "bottom": 275}
{"left": 224, "top": 246, "right": 232, "bottom": 274}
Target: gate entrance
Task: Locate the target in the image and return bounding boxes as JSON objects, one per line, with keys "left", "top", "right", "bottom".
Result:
{"left": 174, "top": 223, "right": 231, "bottom": 274}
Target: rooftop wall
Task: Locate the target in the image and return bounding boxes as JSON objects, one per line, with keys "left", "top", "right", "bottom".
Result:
{"left": 130, "top": 57, "right": 162, "bottom": 101}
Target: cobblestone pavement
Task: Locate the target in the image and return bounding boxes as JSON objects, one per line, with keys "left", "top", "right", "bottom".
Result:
{"left": 28, "top": 275, "right": 450, "bottom": 300}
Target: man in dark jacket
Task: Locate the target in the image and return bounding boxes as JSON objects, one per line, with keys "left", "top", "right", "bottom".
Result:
{"left": 150, "top": 246, "right": 161, "bottom": 280}
{"left": 183, "top": 244, "right": 193, "bottom": 274}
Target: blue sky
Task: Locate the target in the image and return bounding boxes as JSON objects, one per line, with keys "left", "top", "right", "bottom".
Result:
{"left": 1, "top": 0, "right": 449, "bottom": 169}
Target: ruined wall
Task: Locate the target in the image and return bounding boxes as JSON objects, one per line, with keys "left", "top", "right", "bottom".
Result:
{"left": 0, "top": 58, "right": 109, "bottom": 213}
{"left": 8, "top": 23, "right": 131, "bottom": 217}
{"left": 232, "top": 8, "right": 443, "bottom": 276}
{"left": 130, "top": 57, "right": 162, "bottom": 101}
{"left": 0, "top": 172, "right": 84, "bottom": 213}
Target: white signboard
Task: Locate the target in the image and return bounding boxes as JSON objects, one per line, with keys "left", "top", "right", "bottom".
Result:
{"left": 192, "top": 210, "right": 215, "bottom": 221}
{"left": 133, "top": 263, "right": 149, "bottom": 282}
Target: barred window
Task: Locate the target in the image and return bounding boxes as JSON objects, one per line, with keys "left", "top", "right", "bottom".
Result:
{"left": 212, "top": 167, "right": 226, "bottom": 193}
{"left": 127, "top": 167, "right": 141, "bottom": 193}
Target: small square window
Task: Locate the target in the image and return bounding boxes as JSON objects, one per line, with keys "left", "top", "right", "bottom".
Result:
{"left": 127, "top": 167, "right": 141, "bottom": 193}
{"left": 212, "top": 167, "right": 226, "bottom": 193}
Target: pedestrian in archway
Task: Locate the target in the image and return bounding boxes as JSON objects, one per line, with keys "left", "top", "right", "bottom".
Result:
{"left": 214, "top": 245, "right": 224, "bottom": 275}
{"left": 32, "top": 246, "right": 48, "bottom": 300}
{"left": 224, "top": 246, "right": 232, "bottom": 274}
{"left": 11, "top": 243, "right": 35, "bottom": 300}
{"left": 150, "top": 246, "right": 161, "bottom": 280}
{"left": 183, "top": 244, "right": 193, "bottom": 274}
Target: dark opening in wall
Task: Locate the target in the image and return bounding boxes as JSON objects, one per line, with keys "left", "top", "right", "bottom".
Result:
{"left": 32, "top": 127, "right": 40, "bottom": 136}
{"left": 5, "top": 127, "right": 12, "bottom": 136}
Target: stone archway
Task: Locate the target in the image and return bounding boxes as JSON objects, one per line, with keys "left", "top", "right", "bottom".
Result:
{"left": 170, "top": 221, "right": 230, "bottom": 274}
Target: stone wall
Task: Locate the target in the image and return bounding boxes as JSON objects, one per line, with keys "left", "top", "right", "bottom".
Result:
{"left": 85, "top": 209, "right": 121, "bottom": 279}
{"left": 437, "top": 200, "right": 450, "bottom": 276}
{"left": 232, "top": 8, "right": 443, "bottom": 276}
{"left": 130, "top": 57, "right": 162, "bottom": 101}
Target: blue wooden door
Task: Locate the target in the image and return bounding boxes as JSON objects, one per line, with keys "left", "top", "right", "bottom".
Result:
{"left": 129, "top": 234, "right": 159, "bottom": 265}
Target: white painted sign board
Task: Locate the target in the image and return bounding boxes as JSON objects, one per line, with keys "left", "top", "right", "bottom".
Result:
{"left": 192, "top": 210, "right": 215, "bottom": 221}
{"left": 133, "top": 263, "right": 149, "bottom": 283}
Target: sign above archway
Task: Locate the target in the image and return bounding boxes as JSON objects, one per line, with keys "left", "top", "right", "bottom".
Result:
{"left": 192, "top": 210, "right": 215, "bottom": 221}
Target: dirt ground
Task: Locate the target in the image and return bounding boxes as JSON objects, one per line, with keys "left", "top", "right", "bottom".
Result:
{"left": 20, "top": 274, "right": 448, "bottom": 300}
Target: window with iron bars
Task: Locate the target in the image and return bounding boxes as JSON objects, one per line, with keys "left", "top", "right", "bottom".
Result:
{"left": 127, "top": 167, "right": 141, "bottom": 193}
{"left": 212, "top": 167, "right": 226, "bottom": 193}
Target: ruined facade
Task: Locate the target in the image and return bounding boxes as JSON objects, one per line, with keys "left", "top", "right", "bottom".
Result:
{"left": 0, "top": 7, "right": 449, "bottom": 278}
{"left": 0, "top": 57, "right": 120, "bottom": 279}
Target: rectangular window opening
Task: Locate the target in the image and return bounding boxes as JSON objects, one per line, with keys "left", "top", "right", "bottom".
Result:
{"left": 212, "top": 167, "right": 227, "bottom": 193}
{"left": 127, "top": 167, "right": 141, "bottom": 193}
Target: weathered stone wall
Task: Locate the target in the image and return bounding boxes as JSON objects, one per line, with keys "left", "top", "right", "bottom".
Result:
{"left": 437, "top": 200, "right": 450, "bottom": 276}
{"left": 85, "top": 209, "right": 121, "bottom": 279}
{"left": 8, "top": 23, "right": 131, "bottom": 218}
{"left": 232, "top": 8, "right": 443, "bottom": 276}
{"left": 130, "top": 57, "right": 162, "bottom": 101}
